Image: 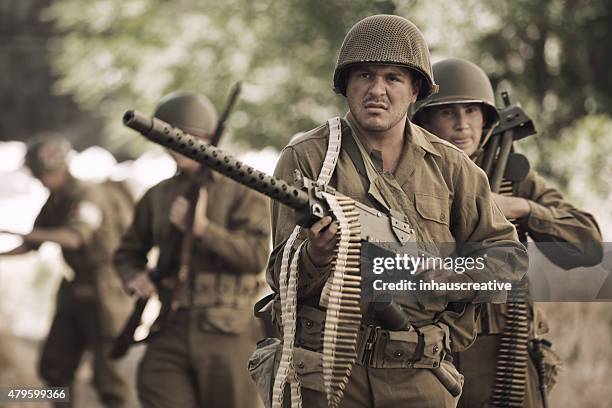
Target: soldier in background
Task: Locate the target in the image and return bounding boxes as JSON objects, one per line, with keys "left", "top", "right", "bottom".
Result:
{"left": 113, "top": 91, "right": 270, "bottom": 408}
{"left": 412, "top": 57, "right": 603, "bottom": 407}
{"left": 0, "top": 135, "right": 134, "bottom": 408}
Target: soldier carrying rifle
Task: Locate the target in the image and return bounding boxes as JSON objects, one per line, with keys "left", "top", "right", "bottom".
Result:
{"left": 412, "top": 57, "right": 603, "bottom": 408}
{"left": 113, "top": 91, "right": 271, "bottom": 408}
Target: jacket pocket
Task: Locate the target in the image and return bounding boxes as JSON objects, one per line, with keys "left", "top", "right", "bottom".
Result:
{"left": 294, "top": 347, "right": 325, "bottom": 392}
{"left": 414, "top": 193, "right": 450, "bottom": 226}
{"left": 248, "top": 338, "right": 282, "bottom": 408}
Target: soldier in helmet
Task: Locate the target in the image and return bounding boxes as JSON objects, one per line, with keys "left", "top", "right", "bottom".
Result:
{"left": 0, "top": 135, "right": 134, "bottom": 407}
{"left": 412, "top": 57, "right": 602, "bottom": 407}
{"left": 253, "top": 15, "right": 528, "bottom": 407}
{"left": 113, "top": 91, "right": 271, "bottom": 408}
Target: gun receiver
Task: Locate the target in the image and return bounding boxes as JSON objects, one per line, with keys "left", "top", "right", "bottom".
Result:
{"left": 123, "top": 110, "right": 414, "bottom": 245}
{"left": 481, "top": 91, "right": 536, "bottom": 192}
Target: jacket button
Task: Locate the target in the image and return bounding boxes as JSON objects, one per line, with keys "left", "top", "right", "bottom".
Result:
{"left": 305, "top": 320, "right": 313, "bottom": 328}
{"left": 440, "top": 213, "right": 446, "bottom": 221}
{"left": 433, "top": 345, "right": 440, "bottom": 353}
{"left": 394, "top": 351, "right": 403, "bottom": 358}
{"left": 297, "top": 361, "right": 305, "bottom": 369}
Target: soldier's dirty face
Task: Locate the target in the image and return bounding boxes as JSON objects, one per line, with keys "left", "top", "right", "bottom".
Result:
{"left": 422, "top": 103, "right": 484, "bottom": 157}
{"left": 346, "top": 64, "right": 419, "bottom": 134}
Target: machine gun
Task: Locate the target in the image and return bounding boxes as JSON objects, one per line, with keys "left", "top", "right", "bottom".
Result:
{"left": 110, "top": 83, "right": 241, "bottom": 360}
{"left": 122, "top": 111, "right": 415, "bottom": 245}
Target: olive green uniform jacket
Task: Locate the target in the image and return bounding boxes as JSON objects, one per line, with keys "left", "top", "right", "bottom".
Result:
{"left": 114, "top": 171, "right": 271, "bottom": 408}
{"left": 263, "top": 116, "right": 528, "bottom": 406}
{"left": 31, "top": 177, "right": 133, "bottom": 408}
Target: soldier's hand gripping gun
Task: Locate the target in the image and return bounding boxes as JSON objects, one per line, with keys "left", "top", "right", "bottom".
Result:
{"left": 110, "top": 84, "right": 241, "bottom": 360}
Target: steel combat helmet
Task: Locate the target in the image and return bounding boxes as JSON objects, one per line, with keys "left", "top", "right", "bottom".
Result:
{"left": 411, "top": 58, "right": 499, "bottom": 129}
{"left": 333, "top": 14, "right": 438, "bottom": 100}
{"left": 153, "top": 91, "right": 218, "bottom": 138}
{"left": 25, "top": 135, "right": 72, "bottom": 176}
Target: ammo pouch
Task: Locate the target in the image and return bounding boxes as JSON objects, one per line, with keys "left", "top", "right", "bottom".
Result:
{"left": 248, "top": 337, "right": 282, "bottom": 407}
{"left": 293, "top": 305, "right": 462, "bottom": 395}
{"left": 295, "top": 305, "right": 452, "bottom": 368}
{"left": 357, "top": 323, "right": 451, "bottom": 369}
{"left": 191, "top": 273, "right": 259, "bottom": 307}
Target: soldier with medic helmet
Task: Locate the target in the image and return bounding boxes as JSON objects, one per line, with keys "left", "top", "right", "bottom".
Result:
{"left": 0, "top": 135, "right": 134, "bottom": 408}
{"left": 113, "top": 91, "right": 271, "bottom": 408}
{"left": 251, "top": 15, "right": 528, "bottom": 408}
{"left": 412, "top": 57, "right": 602, "bottom": 407}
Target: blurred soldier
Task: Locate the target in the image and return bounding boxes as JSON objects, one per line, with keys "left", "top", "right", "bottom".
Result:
{"left": 0, "top": 135, "right": 134, "bottom": 408}
{"left": 412, "top": 57, "right": 603, "bottom": 407}
{"left": 113, "top": 91, "right": 271, "bottom": 408}
{"left": 252, "top": 15, "right": 527, "bottom": 408}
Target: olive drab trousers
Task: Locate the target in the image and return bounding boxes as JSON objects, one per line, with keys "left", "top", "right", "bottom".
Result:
{"left": 39, "top": 285, "right": 130, "bottom": 408}
{"left": 137, "top": 307, "right": 262, "bottom": 408}
{"left": 296, "top": 365, "right": 459, "bottom": 408}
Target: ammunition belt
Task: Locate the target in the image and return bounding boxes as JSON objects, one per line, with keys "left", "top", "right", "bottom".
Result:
{"left": 320, "top": 193, "right": 362, "bottom": 408}
{"left": 490, "top": 178, "right": 530, "bottom": 408}
{"left": 272, "top": 117, "right": 342, "bottom": 408}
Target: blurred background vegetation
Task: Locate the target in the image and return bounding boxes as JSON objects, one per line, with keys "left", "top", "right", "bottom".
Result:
{"left": 1, "top": 1, "right": 611, "bottom": 406}
{"left": 2, "top": 0, "right": 610, "bottom": 210}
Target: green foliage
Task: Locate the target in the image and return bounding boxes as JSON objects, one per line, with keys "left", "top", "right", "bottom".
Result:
{"left": 44, "top": 0, "right": 612, "bottom": 216}
{"left": 44, "top": 0, "right": 399, "bottom": 156}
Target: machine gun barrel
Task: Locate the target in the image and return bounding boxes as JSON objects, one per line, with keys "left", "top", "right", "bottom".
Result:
{"left": 124, "top": 110, "right": 310, "bottom": 212}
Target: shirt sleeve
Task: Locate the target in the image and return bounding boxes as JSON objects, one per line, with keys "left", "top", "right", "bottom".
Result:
{"left": 65, "top": 195, "right": 103, "bottom": 246}
{"left": 113, "top": 189, "right": 155, "bottom": 284}
{"left": 517, "top": 170, "right": 603, "bottom": 268}
{"left": 196, "top": 184, "right": 271, "bottom": 274}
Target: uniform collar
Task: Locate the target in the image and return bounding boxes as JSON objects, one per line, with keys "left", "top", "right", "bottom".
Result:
{"left": 407, "top": 121, "right": 442, "bottom": 158}
{"left": 345, "top": 113, "right": 441, "bottom": 158}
